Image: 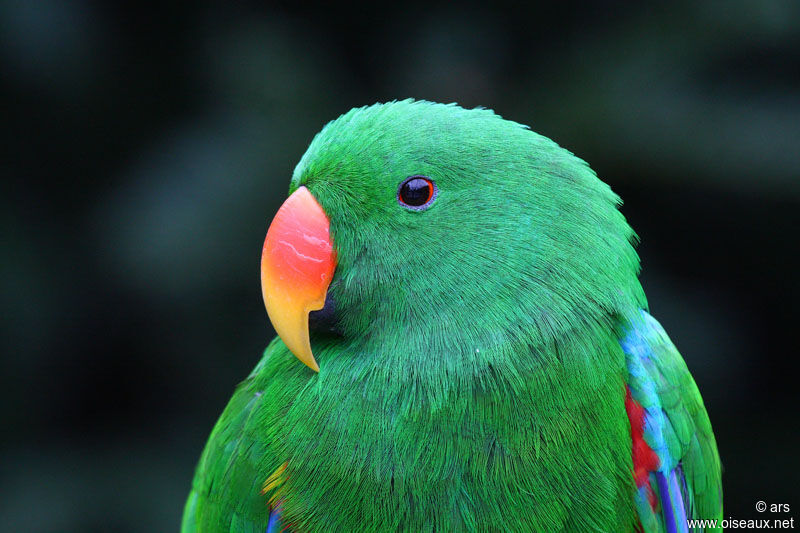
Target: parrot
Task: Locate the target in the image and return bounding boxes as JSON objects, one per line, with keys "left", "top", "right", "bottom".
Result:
{"left": 181, "top": 100, "right": 722, "bottom": 532}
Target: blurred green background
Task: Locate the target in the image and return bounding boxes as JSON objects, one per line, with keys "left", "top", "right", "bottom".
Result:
{"left": 2, "top": 1, "right": 799, "bottom": 531}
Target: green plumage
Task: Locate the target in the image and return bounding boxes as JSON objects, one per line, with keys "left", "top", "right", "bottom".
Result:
{"left": 183, "top": 100, "right": 721, "bottom": 532}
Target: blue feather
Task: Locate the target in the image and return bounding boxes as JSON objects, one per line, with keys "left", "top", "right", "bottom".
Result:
{"left": 266, "top": 507, "right": 282, "bottom": 533}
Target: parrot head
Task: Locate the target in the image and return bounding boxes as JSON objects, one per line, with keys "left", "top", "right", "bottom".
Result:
{"left": 261, "top": 100, "right": 645, "bottom": 380}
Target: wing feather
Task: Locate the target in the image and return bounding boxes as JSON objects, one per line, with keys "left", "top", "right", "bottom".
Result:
{"left": 182, "top": 340, "right": 286, "bottom": 533}
{"left": 622, "top": 311, "right": 723, "bottom": 532}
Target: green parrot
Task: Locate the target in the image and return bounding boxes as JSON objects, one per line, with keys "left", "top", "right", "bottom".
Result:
{"left": 182, "top": 100, "right": 722, "bottom": 532}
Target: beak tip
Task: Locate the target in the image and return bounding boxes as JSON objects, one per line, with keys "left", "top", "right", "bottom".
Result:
{"left": 297, "top": 340, "right": 321, "bottom": 372}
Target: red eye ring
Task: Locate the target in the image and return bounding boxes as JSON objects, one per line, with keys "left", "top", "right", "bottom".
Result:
{"left": 397, "top": 176, "right": 437, "bottom": 210}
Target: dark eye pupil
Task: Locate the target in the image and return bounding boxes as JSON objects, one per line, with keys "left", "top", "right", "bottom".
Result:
{"left": 400, "top": 178, "right": 432, "bottom": 207}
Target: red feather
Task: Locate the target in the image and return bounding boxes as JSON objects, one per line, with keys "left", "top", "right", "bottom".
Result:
{"left": 625, "top": 387, "right": 661, "bottom": 509}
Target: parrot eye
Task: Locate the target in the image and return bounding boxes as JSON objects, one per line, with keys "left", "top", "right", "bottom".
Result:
{"left": 397, "top": 176, "right": 437, "bottom": 210}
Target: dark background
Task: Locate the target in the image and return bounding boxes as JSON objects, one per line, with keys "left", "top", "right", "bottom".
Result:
{"left": 2, "top": 2, "right": 799, "bottom": 531}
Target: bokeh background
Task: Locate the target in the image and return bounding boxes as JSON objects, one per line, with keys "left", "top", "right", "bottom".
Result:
{"left": 2, "top": 1, "right": 799, "bottom": 531}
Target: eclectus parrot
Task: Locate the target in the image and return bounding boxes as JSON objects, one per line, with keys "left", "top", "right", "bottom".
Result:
{"left": 182, "top": 100, "right": 722, "bottom": 532}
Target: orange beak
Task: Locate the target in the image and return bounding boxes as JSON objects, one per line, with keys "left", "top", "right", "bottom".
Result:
{"left": 260, "top": 186, "right": 336, "bottom": 372}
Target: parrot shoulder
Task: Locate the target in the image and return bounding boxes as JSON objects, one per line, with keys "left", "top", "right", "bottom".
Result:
{"left": 181, "top": 338, "right": 287, "bottom": 532}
